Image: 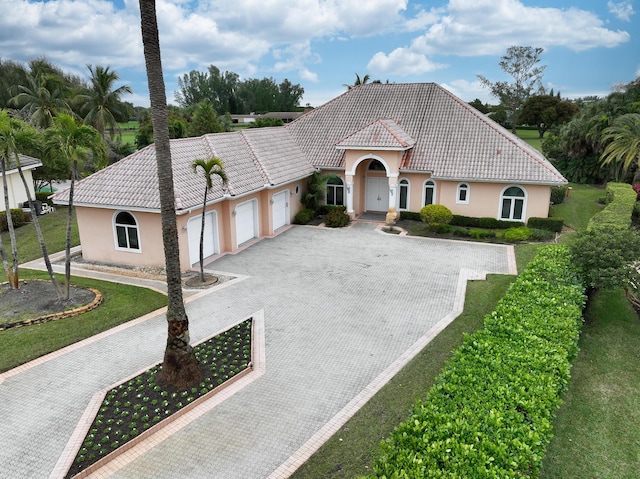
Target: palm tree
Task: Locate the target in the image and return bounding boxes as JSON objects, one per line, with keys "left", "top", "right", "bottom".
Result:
{"left": 9, "top": 71, "right": 71, "bottom": 129}
{"left": 139, "top": 0, "right": 202, "bottom": 389}
{"left": 601, "top": 113, "right": 640, "bottom": 179}
{"left": 192, "top": 158, "right": 227, "bottom": 282}
{"left": 0, "top": 152, "right": 18, "bottom": 288}
{"left": 343, "top": 73, "right": 371, "bottom": 90}
{"left": 44, "top": 113, "right": 106, "bottom": 299}
{"left": 76, "top": 65, "right": 133, "bottom": 140}
{"left": 0, "top": 110, "right": 63, "bottom": 297}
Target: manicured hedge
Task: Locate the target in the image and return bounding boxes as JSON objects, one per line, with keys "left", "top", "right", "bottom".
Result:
{"left": 588, "top": 182, "right": 636, "bottom": 231}
{"left": 0, "top": 209, "right": 28, "bottom": 232}
{"left": 366, "top": 245, "right": 585, "bottom": 479}
{"left": 450, "top": 215, "right": 524, "bottom": 229}
{"left": 527, "top": 217, "right": 564, "bottom": 233}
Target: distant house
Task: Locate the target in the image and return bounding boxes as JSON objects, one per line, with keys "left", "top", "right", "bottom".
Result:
{"left": 53, "top": 83, "right": 566, "bottom": 272}
{"left": 1, "top": 154, "right": 42, "bottom": 211}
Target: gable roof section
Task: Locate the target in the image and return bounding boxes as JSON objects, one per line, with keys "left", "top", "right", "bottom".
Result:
{"left": 4, "top": 154, "right": 42, "bottom": 173}
{"left": 287, "top": 83, "right": 566, "bottom": 185}
{"left": 54, "top": 130, "right": 314, "bottom": 211}
{"left": 335, "top": 119, "right": 415, "bottom": 150}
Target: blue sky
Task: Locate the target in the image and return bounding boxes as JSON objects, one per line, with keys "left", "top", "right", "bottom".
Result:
{"left": 0, "top": 0, "right": 638, "bottom": 108}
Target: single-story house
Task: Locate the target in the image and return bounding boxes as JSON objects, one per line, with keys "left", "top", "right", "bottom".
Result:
{"left": 1, "top": 154, "right": 42, "bottom": 212}
{"left": 52, "top": 83, "right": 566, "bottom": 272}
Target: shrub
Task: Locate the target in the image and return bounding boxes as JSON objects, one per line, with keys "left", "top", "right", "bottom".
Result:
{"left": 588, "top": 182, "right": 636, "bottom": 231}
{"left": 324, "top": 206, "right": 349, "bottom": 228}
{"left": 419, "top": 204, "right": 453, "bottom": 230}
{"left": 435, "top": 223, "right": 452, "bottom": 234}
{"left": 529, "top": 228, "right": 555, "bottom": 241}
{"left": 469, "top": 228, "right": 495, "bottom": 239}
{"left": 293, "top": 208, "right": 314, "bottom": 225}
{"left": 450, "top": 226, "right": 470, "bottom": 237}
{"left": 503, "top": 226, "right": 532, "bottom": 242}
{"left": 0, "top": 209, "right": 28, "bottom": 232}
{"left": 398, "top": 211, "right": 421, "bottom": 222}
{"left": 528, "top": 217, "right": 564, "bottom": 232}
{"left": 35, "top": 191, "right": 54, "bottom": 206}
{"left": 450, "top": 215, "right": 524, "bottom": 229}
{"left": 367, "top": 246, "right": 585, "bottom": 479}
{"left": 550, "top": 185, "right": 568, "bottom": 204}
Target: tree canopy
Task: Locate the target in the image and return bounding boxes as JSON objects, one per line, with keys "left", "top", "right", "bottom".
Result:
{"left": 519, "top": 94, "right": 580, "bottom": 138}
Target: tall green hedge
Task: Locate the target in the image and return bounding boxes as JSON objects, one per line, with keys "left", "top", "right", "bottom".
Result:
{"left": 587, "top": 182, "right": 636, "bottom": 231}
{"left": 365, "top": 245, "right": 585, "bottom": 479}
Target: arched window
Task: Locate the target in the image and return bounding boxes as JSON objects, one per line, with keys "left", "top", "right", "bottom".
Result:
{"left": 423, "top": 180, "right": 436, "bottom": 206}
{"left": 114, "top": 211, "right": 140, "bottom": 250}
{"left": 398, "top": 179, "right": 409, "bottom": 210}
{"left": 457, "top": 183, "right": 470, "bottom": 204}
{"left": 326, "top": 177, "right": 345, "bottom": 206}
{"left": 500, "top": 186, "right": 526, "bottom": 221}
{"left": 368, "top": 159, "right": 385, "bottom": 171}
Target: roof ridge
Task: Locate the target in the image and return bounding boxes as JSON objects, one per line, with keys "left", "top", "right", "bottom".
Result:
{"left": 437, "top": 86, "right": 566, "bottom": 183}
{"left": 379, "top": 118, "right": 411, "bottom": 148}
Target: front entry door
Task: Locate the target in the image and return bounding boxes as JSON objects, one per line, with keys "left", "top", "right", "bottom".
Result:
{"left": 366, "top": 177, "right": 388, "bottom": 212}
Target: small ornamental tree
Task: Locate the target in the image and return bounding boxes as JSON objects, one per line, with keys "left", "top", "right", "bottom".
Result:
{"left": 420, "top": 204, "right": 453, "bottom": 231}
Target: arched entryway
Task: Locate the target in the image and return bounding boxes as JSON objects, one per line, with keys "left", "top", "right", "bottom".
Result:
{"left": 365, "top": 159, "right": 390, "bottom": 212}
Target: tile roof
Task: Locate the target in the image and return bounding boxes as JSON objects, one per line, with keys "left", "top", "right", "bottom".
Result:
{"left": 287, "top": 83, "right": 566, "bottom": 185}
{"left": 335, "top": 119, "right": 415, "bottom": 150}
{"left": 53, "top": 130, "right": 314, "bottom": 211}
{"left": 4, "top": 154, "right": 42, "bottom": 172}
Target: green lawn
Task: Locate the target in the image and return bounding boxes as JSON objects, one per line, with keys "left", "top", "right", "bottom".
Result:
{"left": 550, "top": 183, "right": 605, "bottom": 232}
{"left": 0, "top": 209, "right": 167, "bottom": 372}
{"left": 517, "top": 127, "right": 545, "bottom": 152}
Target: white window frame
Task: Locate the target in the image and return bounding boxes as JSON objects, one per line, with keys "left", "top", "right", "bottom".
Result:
{"left": 456, "top": 183, "right": 470, "bottom": 204}
{"left": 326, "top": 176, "right": 345, "bottom": 206}
{"left": 499, "top": 185, "right": 527, "bottom": 221}
{"left": 422, "top": 180, "right": 436, "bottom": 206}
{"left": 398, "top": 178, "right": 410, "bottom": 211}
{"left": 113, "top": 211, "right": 141, "bottom": 252}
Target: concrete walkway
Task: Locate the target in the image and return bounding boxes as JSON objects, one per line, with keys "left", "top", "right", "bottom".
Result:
{"left": 0, "top": 223, "right": 515, "bottom": 479}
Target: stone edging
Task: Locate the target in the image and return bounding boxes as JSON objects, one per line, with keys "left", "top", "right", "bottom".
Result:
{"left": 0, "top": 281, "right": 103, "bottom": 331}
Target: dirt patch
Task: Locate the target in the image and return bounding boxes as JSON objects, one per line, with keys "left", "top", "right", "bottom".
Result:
{"left": 0, "top": 280, "right": 99, "bottom": 330}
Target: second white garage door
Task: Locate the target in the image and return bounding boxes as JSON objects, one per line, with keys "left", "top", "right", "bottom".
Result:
{"left": 235, "top": 200, "right": 258, "bottom": 246}
{"left": 187, "top": 212, "right": 218, "bottom": 266}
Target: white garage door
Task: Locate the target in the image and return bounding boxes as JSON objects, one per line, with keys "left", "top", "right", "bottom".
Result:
{"left": 236, "top": 200, "right": 258, "bottom": 246}
{"left": 272, "top": 190, "right": 289, "bottom": 231}
{"left": 188, "top": 212, "right": 217, "bottom": 266}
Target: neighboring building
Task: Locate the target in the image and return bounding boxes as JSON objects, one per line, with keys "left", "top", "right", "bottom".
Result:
{"left": 53, "top": 83, "right": 566, "bottom": 272}
{"left": 1, "top": 154, "right": 42, "bottom": 211}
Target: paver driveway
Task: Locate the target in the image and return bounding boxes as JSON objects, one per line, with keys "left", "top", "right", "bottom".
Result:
{"left": 0, "top": 223, "right": 514, "bottom": 479}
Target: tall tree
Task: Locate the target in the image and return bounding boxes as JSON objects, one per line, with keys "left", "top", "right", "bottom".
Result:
{"left": 44, "top": 113, "right": 106, "bottom": 299}
{"left": 0, "top": 110, "right": 63, "bottom": 296}
{"left": 519, "top": 95, "right": 580, "bottom": 138}
{"left": 478, "top": 46, "right": 546, "bottom": 134}
{"left": 187, "top": 100, "right": 223, "bottom": 137}
{"left": 343, "top": 73, "right": 371, "bottom": 90}
{"left": 9, "top": 71, "right": 71, "bottom": 129}
{"left": 191, "top": 158, "right": 227, "bottom": 282}
{"left": 600, "top": 113, "right": 640, "bottom": 179}
{"left": 139, "top": 0, "right": 202, "bottom": 389}
{"left": 76, "top": 65, "right": 133, "bottom": 139}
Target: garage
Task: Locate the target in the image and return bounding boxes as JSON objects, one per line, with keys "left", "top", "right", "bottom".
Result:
{"left": 272, "top": 190, "right": 289, "bottom": 231}
{"left": 187, "top": 212, "right": 218, "bottom": 266}
{"left": 235, "top": 199, "right": 258, "bottom": 246}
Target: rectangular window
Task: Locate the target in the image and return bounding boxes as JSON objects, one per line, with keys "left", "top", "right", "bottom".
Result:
{"left": 399, "top": 186, "right": 408, "bottom": 209}
{"left": 459, "top": 189, "right": 467, "bottom": 202}
{"left": 425, "top": 188, "right": 433, "bottom": 205}
{"left": 513, "top": 199, "right": 524, "bottom": 220}
{"left": 335, "top": 187, "right": 344, "bottom": 206}
{"left": 327, "top": 187, "right": 335, "bottom": 205}
{"left": 128, "top": 227, "right": 139, "bottom": 249}
{"left": 501, "top": 199, "right": 510, "bottom": 219}
{"left": 116, "top": 225, "right": 128, "bottom": 248}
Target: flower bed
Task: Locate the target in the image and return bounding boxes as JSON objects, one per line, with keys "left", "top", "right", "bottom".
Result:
{"left": 66, "top": 318, "right": 252, "bottom": 478}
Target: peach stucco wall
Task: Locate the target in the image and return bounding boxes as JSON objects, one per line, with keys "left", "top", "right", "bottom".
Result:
{"left": 77, "top": 178, "right": 308, "bottom": 272}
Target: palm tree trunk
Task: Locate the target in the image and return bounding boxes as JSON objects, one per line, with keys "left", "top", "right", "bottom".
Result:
{"left": 1, "top": 158, "right": 19, "bottom": 288}
{"left": 199, "top": 189, "right": 208, "bottom": 282}
{"left": 139, "top": 0, "right": 201, "bottom": 389}
{"left": 13, "top": 152, "right": 64, "bottom": 299}
{"left": 64, "top": 159, "right": 77, "bottom": 300}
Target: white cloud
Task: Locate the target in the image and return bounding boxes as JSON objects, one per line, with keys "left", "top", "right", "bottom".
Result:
{"left": 299, "top": 69, "right": 319, "bottom": 83}
{"left": 368, "top": 48, "right": 447, "bottom": 76}
{"left": 440, "top": 78, "right": 492, "bottom": 103}
{"left": 403, "top": 7, "right": 443, "bottom": 32}
{"left": 410, "top": 0, "right": 630, "bottom": 56}
{"left": 608, "top": 1, "right": 635, "bottom": 21}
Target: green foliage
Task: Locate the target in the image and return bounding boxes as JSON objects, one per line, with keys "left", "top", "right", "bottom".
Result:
{"left": 587, "top": 182, "right": 636, "bottom": 231}
{"left": 398, "top": 210, "right": 421, "bottom": 221}
{"left": 451, "top": 226, "right": 471, "bottom": 237}
{"left": 570, "top": 226, "right": 640, "bottom": 291}
{"left": 529, "top": 228, "right": 555, "bottom": 241}
{"left": 366, "top": 246, "right": 585, "bottom": 479}
{"left": 419, "top": 204, "right": 453, "bottom": 229}
{"left": 503, "top": 226, "right": 532, "bottom": 242}
{"left": 301, "top": 171, "right": 338, "bottom": 212}
{"left": 0, "top": 209, "right": 27, "bottom": 231}
{"left": 293, "top": 208, "right": 315, "bottom": 225}
{"left": 519, "top": 95, "right": 580, "bottom": 138}
{"left": 324, "top": 206, "right": 349, "bottom": 228}
{"left": 187, "top": 99, "right": 223, "bottom": 137}
{"left": 527, "top": 216, "right": 564, "bottom": 232}
{"left": 469, "top": 228, "right": 495, "bottom": 239}
{"left": 550, "top": 185, "right": 568, "bottom": 204}
{"left": 35, "top": 192, "right": 54, "bottom": 206}
{"left": 247, "top": 118, "right": 284, "bottom": 128}
{"left": 450, "top": 215, "right": 524, "bottom": 229}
